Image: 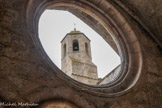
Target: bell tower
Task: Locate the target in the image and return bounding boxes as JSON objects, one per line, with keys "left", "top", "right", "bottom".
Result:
{"left": 61, "top": 29, "right": 98, "bottom": 84}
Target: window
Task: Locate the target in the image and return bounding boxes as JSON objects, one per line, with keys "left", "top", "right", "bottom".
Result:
{"left": 73, "top": 40, "right": 79, "bottom": 51}
{"left": 85, "top": 42, "right": 89, "bottom": 56}
{"left": 64, "top": 44, "right": 66, "bottom": 57}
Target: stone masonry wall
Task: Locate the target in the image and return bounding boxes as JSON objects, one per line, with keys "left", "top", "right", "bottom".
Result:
{"left": 0, "top": 0, "right": 162, "bottom": 108}
{"left": 98, "top": 65, "right": 121, "bottom": 85}
{"left": 72, "top": 60, "right": 98, "bottom": 85}
{"left": 61, "top": 32, "right": 98, "bottom": 85}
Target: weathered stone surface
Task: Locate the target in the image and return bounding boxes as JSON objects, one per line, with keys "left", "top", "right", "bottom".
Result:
{"left": 61, "top": 31, "right": 98, "bottom": 85}
{"left": 0, "top": 0, "right": 162, "bottom": 108}
{"left": 133, "top": 91, "right": 148, "bottom": 105}
{"left": 119, "top": 0, "right": 162, "bottom": 48}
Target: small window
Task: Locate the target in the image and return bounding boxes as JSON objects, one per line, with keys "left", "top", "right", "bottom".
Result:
{"left": 64, "top": 44, "right": 66, "bottom": 57}
{"left": 73, "top": 40, "right": 79, "bottom": 51}
{"left": 85, "top": 42, "right": 88, "bottom": 55}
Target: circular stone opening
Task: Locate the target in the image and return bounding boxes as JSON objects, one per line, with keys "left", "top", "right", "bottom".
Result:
{"left": 39, "top": 9, "right": 121, "bottom": 85}
{"left": 26, "top": 0, "right": 143, "bottom": 97}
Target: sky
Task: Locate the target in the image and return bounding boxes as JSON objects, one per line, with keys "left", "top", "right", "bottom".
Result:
{"left": 38, "top": 10, "right": 120, "bottom": 78}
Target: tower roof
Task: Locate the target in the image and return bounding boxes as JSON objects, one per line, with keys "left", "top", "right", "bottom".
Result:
{"left": 69, "top": 30, "right": 81, "bottom": 34}
{"left": 61, "top": 30, "right": 90, "bottom": 43}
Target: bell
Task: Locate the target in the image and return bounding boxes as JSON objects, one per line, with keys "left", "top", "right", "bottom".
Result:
{"left": 74, "top": 46, "right": 78, "bottom": 50}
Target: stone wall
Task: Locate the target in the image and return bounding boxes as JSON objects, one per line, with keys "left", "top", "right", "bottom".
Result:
{"left": 98, "top": 65, "right": 121, "bottom": 85}
{"left": 120, "top": 0, "right": 162, "bottom": 48}
{"left": 61, "top": 31, "right": 98, "bottom": 85}
{"left": 72, "top": 60, "right": 98, "bottom": 85}
{"left": 0, "top": 0, "right": 162, "bottom": 108}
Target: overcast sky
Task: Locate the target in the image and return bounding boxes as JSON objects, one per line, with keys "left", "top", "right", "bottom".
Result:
{"left": 38, "top": 10, "right": 120, "bottom": 78}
